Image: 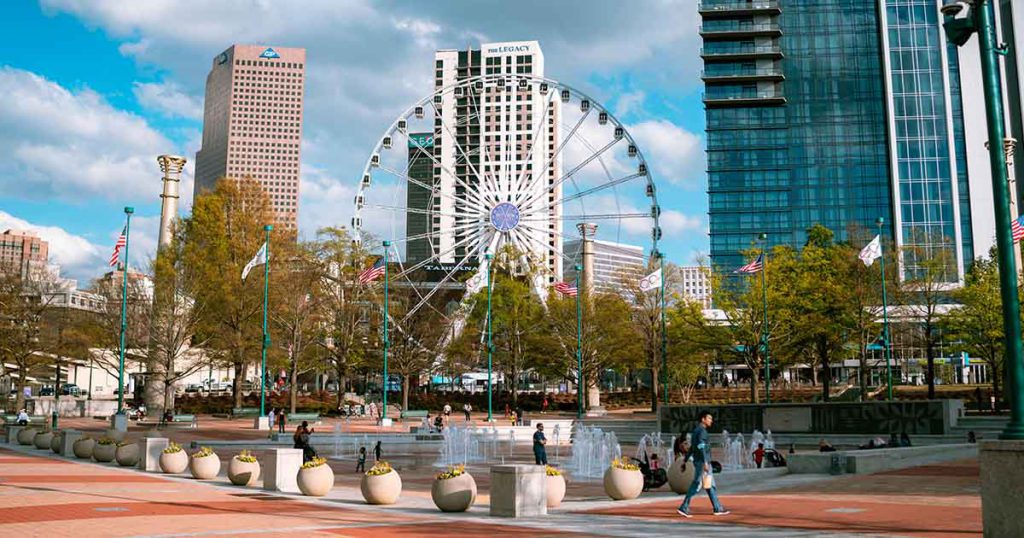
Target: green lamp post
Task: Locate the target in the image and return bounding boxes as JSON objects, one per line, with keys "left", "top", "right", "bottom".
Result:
{"left": 758, "top": 233, "right": 771, "bottom": 404}
{"left": 116, "top": 206, "right": 134, "bottom": 416}
{"left": 942, "top": 0, "right": 1024, "bottom": 440}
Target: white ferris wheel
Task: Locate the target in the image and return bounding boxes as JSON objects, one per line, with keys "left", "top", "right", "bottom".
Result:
{"left": 352, "top": 73, "right": 662, "bottom": 328}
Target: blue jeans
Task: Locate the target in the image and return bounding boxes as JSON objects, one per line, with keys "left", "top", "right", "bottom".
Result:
{"left": 678, "top": 465, "right": 724, "bottom": 513}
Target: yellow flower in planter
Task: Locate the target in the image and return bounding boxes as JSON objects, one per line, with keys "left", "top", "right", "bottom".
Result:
{"left": 162, "top": 442, "right": 183, "bottom": 454}
{"left": 366, "top": 461, "right": 393, "bottom": 476}
{"left": 610, "top": 457, "right": 639, "bottom": 471}
{"left": 192, "top": 446, "right": 215, "bottom": 458}
{"left": 301, "top": 457, "right": 327, "bottom": 469}
{"left": 236, "top": 450, "right": 257, "bottom": 463}
{"left": 546, "top": 465, "right": 562, "bottom": 476}
{"left": 435, "top": 464, "right": 466, "bottom": 480}
{"left": 96, "top": 437, "right": 116, "bottom": 446}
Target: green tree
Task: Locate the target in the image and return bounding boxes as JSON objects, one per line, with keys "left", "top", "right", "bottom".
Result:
{"left": 378, "top": 290, "right": 446, "bottom": 412}
{"left": 181, "top": 178, "right": 278, "bottom": 408}
{"left": 901, "top": 238, "right": 958, "bottom": 399}
{"left": 943, "top": 253, "right": 1007, "bottom": 406}
{"left": 0, "top": 268, "right": 63, "bottom": 410}
{"left": 84, "top": 271, "right": 151, "bottom": 379}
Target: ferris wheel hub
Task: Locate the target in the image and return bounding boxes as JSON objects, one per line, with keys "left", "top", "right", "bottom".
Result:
{"left": 489, "top": 202, "right": 521, "bottom": 232}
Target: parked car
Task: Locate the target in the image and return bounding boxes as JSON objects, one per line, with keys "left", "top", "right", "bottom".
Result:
{"left": 61, "top": 384, "right": 80, "bottom": 396}
{"left": 39, "top": 386, "right": 55, "bottom": 396}
{"left": 184, "top": 384, "right": 206, "bottom": 394}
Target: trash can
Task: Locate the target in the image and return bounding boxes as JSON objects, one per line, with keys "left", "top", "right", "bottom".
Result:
{"left": 829, "top": 453, "right": 846, "bottom": 475}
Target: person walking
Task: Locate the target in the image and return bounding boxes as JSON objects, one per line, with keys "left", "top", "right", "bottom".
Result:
{"left": 463, "top": 403, "right": 472, "bottom": 422}
{"left": 277, "top": 410, "right": 286, "bottom": 434}
{"left": 678, "top": 411, "right": 729, "bottom": 517}
{"left": 293, "top": 421, "right": 317, "bottom": 463}
{"left": 356, "top": 447, "right": 367, "bottom": 473}
{"left": 373, "top": 440, "right": 382, "bottom": 462}
{"left": 533, "top": 423, "right": 548, "bottom": 465}
{"left": 267, "top": 408, "right": 276, "bottom": 430}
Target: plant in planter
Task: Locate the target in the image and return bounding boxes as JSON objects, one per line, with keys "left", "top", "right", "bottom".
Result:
{"left": 115, "top": 441, "right": 140, "bottom": 467}
{"left": 545, "top": 465, "right": 566, "bottom": 508}
{"left": 73, "top": 436, "right": 95, "bottom": 459}
{"left": 603, "top": 457, "right": 643, "bottom": 500}
{"left": 431, "top": 464, "right": 477, "bottom": 512}
{"left": 360, "top": 461, "right": 402, "bottom": 505}
{"left": 228, "top": 450, "right": 261, "bottom": 486}
{"left": 93, "top": 437, "right": 117, "bottom": 462}
{"left": 159, "top": 442, "right": 189, "bottom": 474}
{"left": 189, "top": 446, "right": 221, "bottom": 480}
{"left": 50, "top": 431, "right": 63, "bottom": 453}
{"left": 17, "top": 427, "right": 38, "bottom": 446}
{"left": 297, "top": 457, "right": 335, "bottom": 497}
{"left": 33, "top": 429, "right": 54, "bottom": 450}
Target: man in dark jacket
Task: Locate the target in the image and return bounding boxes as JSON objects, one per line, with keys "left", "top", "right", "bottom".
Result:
{"left": 678, "top": 411, "right": 729, "bottom": 517}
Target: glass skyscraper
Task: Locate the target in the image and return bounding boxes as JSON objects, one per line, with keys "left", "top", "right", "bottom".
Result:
{"left": 700, "top": 0, "right": 992, "bottom": 283}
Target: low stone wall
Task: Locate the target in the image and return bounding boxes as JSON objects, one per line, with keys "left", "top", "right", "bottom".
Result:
{"left": 980, "top": 440, "right": 1024, "bottom": 537}
{"left": 660, "top": 400, "right": 963, "bottom": 437}
{"left": 28, "top": 399, "right": 118, "bottom": 418}
{"left": 788, "top": 443, "right": 977, "bottom": 475}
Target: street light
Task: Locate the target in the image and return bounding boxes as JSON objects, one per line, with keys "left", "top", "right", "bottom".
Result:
{"left": 758, "top": 233, "right": 770, "bottom": 403}
{"left": 877, "top": 217, "right": 894, "bottom": 400}
{"left": 942, "top": 0, "right": 1024, "bottom": 439}
{"left": 116, "top": 206, "right": 134, "bottom": 418}
{"left": 486, "top": 253, "right": 494, "bottom": 422}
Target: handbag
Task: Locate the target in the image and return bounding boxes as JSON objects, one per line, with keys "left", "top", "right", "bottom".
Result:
{"left": 701, "top": 470, "right": 714, "bottom": 490}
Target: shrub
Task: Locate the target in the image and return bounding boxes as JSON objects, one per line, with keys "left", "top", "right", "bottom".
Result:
{"left": 163, "top": 442, "right": 183, "bottom": 454}
{"left": 366, "top": 461, "right": 393, "bottom": 476}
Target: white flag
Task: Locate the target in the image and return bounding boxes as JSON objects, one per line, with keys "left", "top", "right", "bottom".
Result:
{"left": 639, "top": 268, "right": 662, "bottom": 292}
{"left": 241, "top": 241, "right": 268, "bottom": 281}
{"left": 859, "top": 235, "right": 882, "bottom": 267}
{"left": 465, "top": 257, "right": 490, "bottom": 294}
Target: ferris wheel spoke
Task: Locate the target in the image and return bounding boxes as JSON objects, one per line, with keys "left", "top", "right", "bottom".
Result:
{"left": 364, "top": 203, "right": 485, "bottom": 221}
{"left": 514, "top": 107, "right": 591, "bottom": 207}
{"left": 429, "top": 99, "right": 494, "bottom": 207}
{"left": 520, "top": 212, "right": 649, "bottom": 222}
{"left": 514, "top": 221, "right": 585, "bottom": 249}
{"left": 546, "top": 172, "right": 645, "bottom": 208}
{"left": 520, "top": 136, "right": 621, "bottom": 212}
{"left": 386, "top": 219, "right": 485, "bottom": 246}
{"left": 510, "top": 89, "right": 556, "bottom": 199}
{"left": 401, "top": 246, "right": 479, "bottom": 323}
{"left": 377, "top": 164, "right": 481, "bottom": 213}
{"left": 393, "top": 227, "right": 489, "bottom": 281}
{"left": 510, "top": 226, "right": 574, "bottom": 265}
{"left": 397, "top": 128, "right": 489, "bottom": 209}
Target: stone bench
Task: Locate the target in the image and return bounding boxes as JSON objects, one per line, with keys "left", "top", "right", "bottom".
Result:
{"left": 788, "top": 443, "right": 978, "bottom": 475}
{"left": 399, "top": 410, "right": 429, "bottom": 419}
{"left": 286, "top": 413, "right": 320, "bottom": 424}
{"left": 231, "top": 407, "right": 260, "bottom": 418}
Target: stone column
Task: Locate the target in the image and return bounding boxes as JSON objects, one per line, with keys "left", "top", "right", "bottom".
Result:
{"left": 980, "top": 440, "right": 1024, "bottom": 537}
{"left": 139, "top": 437, "right": 169, "bottom": 472}
{"left": 264, "top": 448, "right": 303, "bottom": 493}
{"left": 576, "top": 223, "right": 604, "bottom": 415}
{"left": 490, "top": 464, "right": 547, "bottom": 517}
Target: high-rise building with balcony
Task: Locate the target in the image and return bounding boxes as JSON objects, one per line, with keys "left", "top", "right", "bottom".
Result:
{"left": 194, "top": 45, "right": 305, "bottom": 230}
{"left": 0, "top": 229, "right": 48, "bottom": 277}
{"left": 700, "top": 0, "right": 1006, "bottom": 283}
{"left": 563, "top": 239, "right": 645, "bottom": 294}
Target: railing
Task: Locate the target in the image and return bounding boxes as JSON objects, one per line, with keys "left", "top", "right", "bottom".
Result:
{"left": 699, "top": 1, "right": 781, "bottom": 12}
{"left": 700, "top": 45, "right": 784, "bottom": 57}
{"left": 702, "top": 92, "right": 787, "bottom": 103}
{"left": 700, "top": 23, "right": 782, "bottom": 35}
{"left": 701, "top": 68, "right": 785, "bottom": 79}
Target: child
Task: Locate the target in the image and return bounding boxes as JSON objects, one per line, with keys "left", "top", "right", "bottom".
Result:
{"left": 753, "top": 442, "right": 765, "bottom": 468}
{"left": 356, "top": 447, "right": 367, "bottom": 473}
{"left": 649, "top": 453, "right": 661, "bottom": 471}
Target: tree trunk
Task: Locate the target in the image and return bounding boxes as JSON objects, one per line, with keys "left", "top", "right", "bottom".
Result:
{"left": 335, "top": 362, "right": 345, "bottom": 409}
{"left": 821, "top": 357, "right": 832, "bottom": 402}
{"left": 858, "top": 349, "right": 868, "bottom": 402}
{"left": 992, "top": 368, "right": 1002, "bottom": 412}
{"left": 749, "top": 362, "right": 760, "bottom": 404}
{"left": 402, "top": 375, "right": 410, "bottom": 412}
{"left": 15, "top": 379, "right": 26, "bottom": 411}
{"left": 233, "top": 359, "right": 245, "bottom": 409}
{"left": 650, "top": 361, "right": 660, "bottom": 413}
{"left": 926, "top": 336, "right": 936, "bottom": 400}
{"left": 289, "top": 355, "right": 298, "bottom": 414}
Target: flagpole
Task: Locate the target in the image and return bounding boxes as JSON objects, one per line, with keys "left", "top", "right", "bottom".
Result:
{"left": 382, "top": 241, "right": 390, "bottom": 421}
{"left": 259, "top": 225, "right": 272, "bottom": 418}
{"left": 575, "top": 264, "right": 582, "bottom": 420}
{"left": 116, "top": 206, "right": 134, "bottom": 415}
{"left": 877, "top": 218, "right": 894, "bottom": 400}
{"left": 486, "top": 253, "right": 494, "bottom": 423}
{"left": 660, "top": 253, "right": 668, "bottom": 406}
{"left": 758, "top": 233, "right": 771, "bottom": 404}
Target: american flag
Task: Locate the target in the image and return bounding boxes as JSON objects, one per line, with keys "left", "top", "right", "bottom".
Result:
{"left": 735, "top": 253, "right": 763, "bottom": 274}
{"left": 554, "top": 282, "right": 578, "bottom": 297}
{"left": 108, "top": 226, "right": 127, "bottom": 267}
{"left": 1012, "top": 215, "right": 1024, "bottom": 242}
{"left": 358, "top": 257, "right": 386, "bottom": 285}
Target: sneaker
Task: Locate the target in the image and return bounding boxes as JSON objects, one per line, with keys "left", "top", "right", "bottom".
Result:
{"left": 713, "top": 509, "right": 731, "bottom": 516}
{"left": 677, "top": 509, "right": 692, "bottom": 518}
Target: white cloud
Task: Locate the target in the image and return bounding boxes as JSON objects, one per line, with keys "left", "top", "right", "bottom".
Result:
{"left": 0, "top": 210, "right": 103, "bottom": 278}
{"left": 628, "top": 119, "right": 705, "bottom": 188}
{"left": 133, "top": 81, "right": 203, "bottom": 120}
{"left": 660, "top": 209, "right": 703, "bottom": 234}
{"left": 614, "top": 90, "right": 646, "bottom": 118}
{"left": 0, "top": 67, "right": 175, "bottom": 201}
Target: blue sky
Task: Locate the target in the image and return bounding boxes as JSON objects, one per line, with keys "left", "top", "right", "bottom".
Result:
{"left": 0, "top": 1, "right": 708, "bottom": 282}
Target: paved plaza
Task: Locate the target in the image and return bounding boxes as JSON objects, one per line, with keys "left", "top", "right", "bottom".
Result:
{"left": 0, "top": 416, "right": 982, "bottom": 537}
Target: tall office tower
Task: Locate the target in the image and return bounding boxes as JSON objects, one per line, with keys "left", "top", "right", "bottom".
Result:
{"left": 700, "top": 0, "right": 995, "bottom": 283}
{"left": 430, "top": 41, "right": 562, "bottom": 282}
{"left": 405, "top": 132, "right": 435, "bottom": 265}
{"left": 563, "top": 238, "right": 645, "bottom": 294}
{"left": 679, "top": 265, "right": 713, "bottom": 309}
{"left": 194, "top": 45, "right": 305, "bottom": 230}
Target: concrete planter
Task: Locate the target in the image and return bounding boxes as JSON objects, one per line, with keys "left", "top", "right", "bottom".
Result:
{"left": 667, "top": 457, "right": 696, "bottom": 494}
{"left": 227, "top": 457, "right": 261, "bottom": 486}
{"left": 159, "top": 450, "right": 188, "bottom": 474}
{"left": 546, "top": 474, "right": 566, "bottom": 508}
{"left": 93, "top": 442, "right": 117, "bottom": 463}
{"left": 297, "top": 463, "right": 335, "bottom": 497}
{"left": 190, "top": 454, "right": 221, "bottom": 480}
{"left": 115, "top": 444, "right": 140, "bottom": 467}
{"left": 73, "top": 438, "right": 95, "bottom": 459}
{"left": 431, "top": 473, "right": 477, "bottom": 512}
{"left": 360, "top": 470, "right": 402, "bottom": 505}
{"left": 50, "top": 432, "right": 63, "bottom": 453}
{"left": 17, "top": 428, "right": 38, "bottom": 445}
{"left": 603, "top": 466, "right": 643, "bottom": 500}
{"left": 33, "top": 431, "right": 54, "bottom": 450}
